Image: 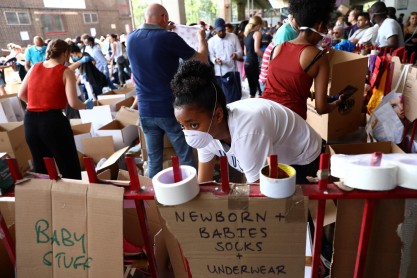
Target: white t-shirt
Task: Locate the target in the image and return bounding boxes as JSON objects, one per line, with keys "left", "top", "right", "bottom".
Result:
{"left": 208, "top": 32, "right": 243, "bottom": 76}
{"left": 376, "top": 18, "right": 405, "bottom": 48}
{"left": 358, "top": 24, "right": 379, "bottom": 45}
{"left": 198, "top": 98, "right": 322, "bottom": 183}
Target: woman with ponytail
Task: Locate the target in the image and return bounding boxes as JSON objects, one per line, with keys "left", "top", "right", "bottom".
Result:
{"left": 18, "top": 39, "right": 93, "bottom": 179}
{"left": 243, "top": 15, "right": 264, "bottom": 98}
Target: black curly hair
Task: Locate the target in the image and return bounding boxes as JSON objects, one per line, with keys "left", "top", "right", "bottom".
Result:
{"left": 171, "top": 60, "right": 228, "bottom": 119}
{"left": 289, "top": 0, "right": 335, "bottom": 28}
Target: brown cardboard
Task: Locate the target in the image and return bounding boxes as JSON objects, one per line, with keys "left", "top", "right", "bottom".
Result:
{"left": 82, "top": 136, "right": 129, "bottom": 179}
{"left": 158, "top": 188, "right": 308, "bottom": 277}
{"left": 307, "top": 50, "right": 368, "bottom": 141}
{"left": 404, "top": 66, "right": 417, "bottom": 121}
{"left": 87, "top": 183, "right": 124, "bottom": 278}
{"left": 328, "top": 142, "right": 406, "bottom": 277}
{"left": 15, "top": 179, "right": 53, "bottom": 277}
{"left": 82, "top": 136, "right": 115, "bottom": 164}
{"left": 71, "top": 122, "right": 92, "bottom": 153}
{"left": 97, "top": 96, "right": 135, "bottom": 112}
{"left": 0, "top": 122, "right": 32, "bottom": 174}
{"left": 96, "top": 107, "right": 139, "bottom": 150}
{"left": 51, "top": 179, "right": 88, "bottom": 278}
{"left": 15, "top": 178, "right": 124, "bottom": 277}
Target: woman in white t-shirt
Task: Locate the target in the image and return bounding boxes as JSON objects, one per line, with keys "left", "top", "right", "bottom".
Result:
{"left": 171, "top": 60, "right": 323, "bottom": 184}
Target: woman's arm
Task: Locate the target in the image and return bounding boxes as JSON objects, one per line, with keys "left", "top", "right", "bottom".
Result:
{"left": 301, "top": 48, "right": 341, "bottom": 114}
{"left": 197, "top": 158, "right": 216, "bottom": 183}
{"left": 63, "top": 68, "right": 88, "bottom": 110}
{"left": 17, "top": 67, "right": 32, "bottom": 102}
{"left": 253, "top": 31, "right": 264, "bottom": 57}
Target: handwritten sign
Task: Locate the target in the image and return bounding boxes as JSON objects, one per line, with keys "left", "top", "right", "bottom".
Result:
{"left": 35, "top": 219, "right": 92, "bottom": 269}
{"left": 159, "top": 189, "right": 307, "bottom": 277}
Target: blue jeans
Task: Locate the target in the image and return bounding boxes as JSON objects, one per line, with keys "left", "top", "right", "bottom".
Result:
{"left": 139, "top": 116, "right": 197, "bottom": 178}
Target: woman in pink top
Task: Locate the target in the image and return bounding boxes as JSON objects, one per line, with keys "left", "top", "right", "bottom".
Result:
{"left": 262, "top": 0, "right": 341, "bottom": 120}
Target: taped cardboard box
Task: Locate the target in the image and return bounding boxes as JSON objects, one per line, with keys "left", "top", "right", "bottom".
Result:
{"left": 327, "top": 142, "right": 406, "bottom": 277}
{"left": 307, "top": 50, "right": 368, "bottom": 141}
{"left": 0, "top": 122, "right": 32, "bottom": 174}
{"left": 158, "top": 187, "right": 308, "bottom": 277}
{"left": 15, "top": 178, "right": 124, "bottom": 278}
{"left": 95, "top": 107, "right": 139, "bottom": 150}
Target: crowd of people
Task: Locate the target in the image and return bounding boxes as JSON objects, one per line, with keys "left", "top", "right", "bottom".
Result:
{"left": 1, "top": 33, "right": 131, "bottom": 99}
{"left": 0, "top": 0, "right": 414, "bottom": 184}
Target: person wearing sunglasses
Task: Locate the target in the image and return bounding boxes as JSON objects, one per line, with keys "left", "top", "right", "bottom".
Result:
{"left": 261, "top": 0, "right": 341, "bottom": 121}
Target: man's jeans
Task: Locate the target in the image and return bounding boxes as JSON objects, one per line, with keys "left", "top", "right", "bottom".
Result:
{"left": 139, "top": 116, "right": 197, "bottom": 178}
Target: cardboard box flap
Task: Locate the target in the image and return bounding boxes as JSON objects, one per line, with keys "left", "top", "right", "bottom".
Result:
{"left": 98, "top": 146, "right": 129, "bottom": 171}
{"left": 115, "top": 107, "right": 139, "bottom": 126}
{"left": 404, "top": 67, "right": 417, "bottom": 121}
{"left": 71, "top": 122, "right": 91, "bottom": 135}
{"left": 82, "top": 136, "right": 115, "bottom": 163}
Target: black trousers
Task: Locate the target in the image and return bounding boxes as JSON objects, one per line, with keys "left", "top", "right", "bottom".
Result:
{"left": 244, "top": 62, "right": 261, "bottom": 97}
{"left": 24, "top": 110, "right": 81, "bottom": 179}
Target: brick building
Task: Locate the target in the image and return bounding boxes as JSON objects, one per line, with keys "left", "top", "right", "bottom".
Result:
{"left": 0, "top": 0, "right": 133, "bottom": 49}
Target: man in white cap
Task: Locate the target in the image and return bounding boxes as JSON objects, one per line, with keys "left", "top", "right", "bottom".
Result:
{"left": 208, "top": 17, "right": 243, "bottom": 103}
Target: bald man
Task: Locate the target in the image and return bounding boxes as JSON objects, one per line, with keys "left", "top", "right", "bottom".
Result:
{"left": 25, "top": 36, "right": 47, "bottom": 71}
{"left": 126, "top": 3, "right": 208, "bottom": 178}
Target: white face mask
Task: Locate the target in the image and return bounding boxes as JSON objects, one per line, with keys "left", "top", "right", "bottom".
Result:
{"left": 183, "top": 83, "right": 218, "bottom": 149}
{"left": 299, "top": 26, "right": 327, "bottom": 37}
{"left": 183, "top": 129, "right": 214, "bottom": 149}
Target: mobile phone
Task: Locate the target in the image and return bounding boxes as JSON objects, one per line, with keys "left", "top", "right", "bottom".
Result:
{"left": 327, "top": 85, "right": 358, "bottom": 103}
{"left": 339, "top": 85, "right": 358, "bottom": 100}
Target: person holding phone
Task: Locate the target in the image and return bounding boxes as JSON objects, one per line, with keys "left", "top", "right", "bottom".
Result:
{"left": 261, "top": 0, "right": 341, "bottom": 120}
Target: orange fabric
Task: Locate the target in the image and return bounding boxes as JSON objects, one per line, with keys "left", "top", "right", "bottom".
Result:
{"left": 27, "top": 62, "right": 68, "bottom": 111}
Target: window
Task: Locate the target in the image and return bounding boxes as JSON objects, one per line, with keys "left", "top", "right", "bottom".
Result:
{"left": 41, "top": 15, "right": 66, "bottom": 34}
{"left": 83, "top": 13, "right": 98, "bottom": 24}
{"left": 4, "top": 11, "right": 31, "bottom": 25}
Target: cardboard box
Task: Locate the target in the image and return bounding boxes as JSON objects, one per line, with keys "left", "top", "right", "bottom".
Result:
{"left": 15, "top": 178, "right": 124, "bottom": 277}
{"left": 79, "top": 105, "right": 113, "bottom": 131}
{"left": 327, "top": 142, "right": 406, "bottom": 277}
{"left": 71, "top": 122, "right": 92, "bottom": 154}
{"left": 158, "top": 187, "right": 308, "bottom": 277}
{"left": 404, "top": 66, "right": 417, "bottom": 122}
{"left": 0, "top": 122, "right": 32, "bottom": 174}
{"left": 97, "top": 86, "right": 135, "bottom": 101}
{"left": 81, "top": 136, "right": 129, "bottom": 179}
{"left": 138, "top": 125, "right": 175, "bottom": 161}
{"left": 96, "top": 107, "right": 139, "bottom": 150}
{"left": 307, "top": 50, "right": 368, "bottom": 141}
{"left": 97, "top": 96, "right": 135, "bottom": 112}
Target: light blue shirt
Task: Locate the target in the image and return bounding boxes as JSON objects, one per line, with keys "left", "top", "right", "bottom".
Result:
{"left": 25, "top": 45, "right": 47, "bottom": 65}
{"left": 273, "top": 23, "right": 298, "bottom": 45}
